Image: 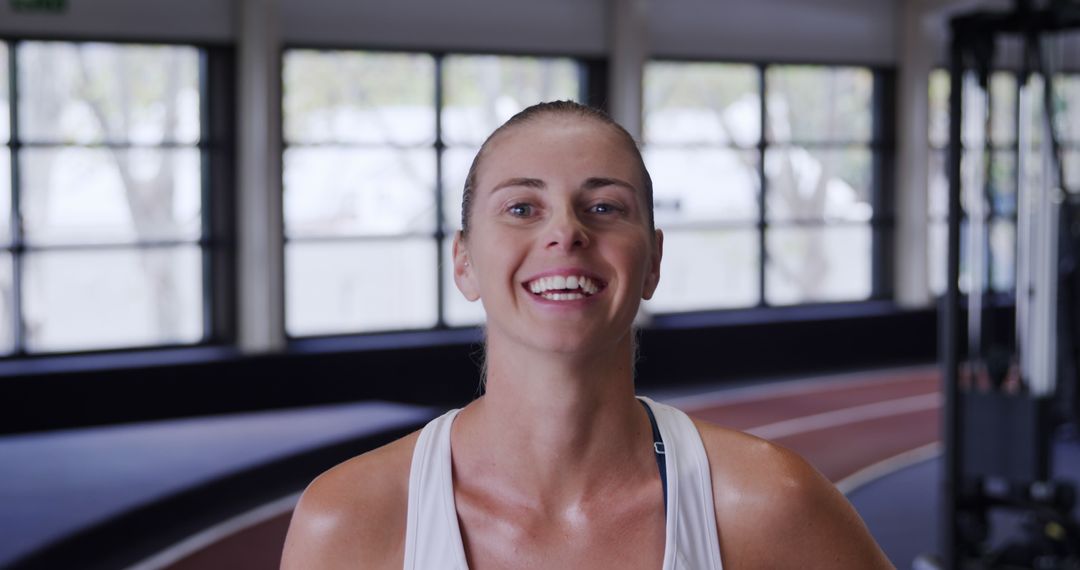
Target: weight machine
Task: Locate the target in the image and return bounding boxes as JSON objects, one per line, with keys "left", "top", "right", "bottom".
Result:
{"left": 939, "top": 1, "right": 1080, "bottom": 568}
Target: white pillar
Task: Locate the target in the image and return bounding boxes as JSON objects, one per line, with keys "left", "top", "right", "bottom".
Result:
{"left": 894, "top": 0, "right": 934, "bottom": 308}
{"left": 609, "top": 0, "right": 652, "bottom": 326}
{"left": 235, "top": 0, "right": 286, "bottom": 353}
{"left": 608, "top": 0, "right": 648, "bottom": 140}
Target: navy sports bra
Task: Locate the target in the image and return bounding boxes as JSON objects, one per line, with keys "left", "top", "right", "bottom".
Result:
{"left": 639, "top": 398, "right": 668, "bottom": 509}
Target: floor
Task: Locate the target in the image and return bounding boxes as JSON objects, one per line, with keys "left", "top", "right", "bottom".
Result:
{"left": 0, "top": 401, "right": 437, "bottom": 568}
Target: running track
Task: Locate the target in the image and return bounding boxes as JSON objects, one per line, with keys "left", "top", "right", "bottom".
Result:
{"left": 142, "top": 366, "right": 942, "bottom": 569}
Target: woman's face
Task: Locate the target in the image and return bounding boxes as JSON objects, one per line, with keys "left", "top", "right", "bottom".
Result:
{"left": 453, "top": 115, "right": 662, "bottom": 355}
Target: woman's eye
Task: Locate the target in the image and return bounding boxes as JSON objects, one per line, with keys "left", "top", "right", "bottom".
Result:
{"left": 508, "top": 203, "right": 533, "bottom": 217}
{"left": 589, "top": 203, "right": 621, "bottom": 215}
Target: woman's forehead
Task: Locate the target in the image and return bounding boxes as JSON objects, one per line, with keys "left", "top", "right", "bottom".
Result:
{"left": 476, "top": 117, "right": 642, "bottom": 189}
{"left": 492, "top": 114, "right": 621, "bottom": 146}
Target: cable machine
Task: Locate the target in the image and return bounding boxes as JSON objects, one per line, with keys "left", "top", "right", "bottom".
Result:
{"left": 940, "top": 1, "right": 1080, "bottom": 568}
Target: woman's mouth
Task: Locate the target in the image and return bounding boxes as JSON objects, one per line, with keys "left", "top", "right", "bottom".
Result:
{"left": 523, "top": 274, "right": 605, "bottom": 301}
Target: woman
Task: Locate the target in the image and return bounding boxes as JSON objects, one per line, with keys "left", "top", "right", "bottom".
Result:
{"left": 281, "top": 101, "right": 894, "bottom": 569}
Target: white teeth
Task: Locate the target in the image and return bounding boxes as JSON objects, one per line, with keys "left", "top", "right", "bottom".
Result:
{"left": 527, "top": 274, "right": 602, "bottom": 296}
{"left": 542, "top": 292, "right": 585, "bottom": 301}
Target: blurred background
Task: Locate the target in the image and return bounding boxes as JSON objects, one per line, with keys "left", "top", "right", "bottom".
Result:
{"left": 0, "top": 0, "right": 1078, "bottom": 568}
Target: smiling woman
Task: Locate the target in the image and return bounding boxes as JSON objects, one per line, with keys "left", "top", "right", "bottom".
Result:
{"left": 280, "top": 101, "right": 895, "bottom": 570}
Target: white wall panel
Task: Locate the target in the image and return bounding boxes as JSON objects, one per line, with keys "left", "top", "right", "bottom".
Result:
{"left": 0, "top": 0, "right": 233, "bottom": 43}
{"left": 649, "top": 0, "right": 898, "bottom": 64}
{"left": 0, "top": 0, "right": 912, "bottom": 64}
{"left": 278, "top": 0, "right": 608, "bottom": 55}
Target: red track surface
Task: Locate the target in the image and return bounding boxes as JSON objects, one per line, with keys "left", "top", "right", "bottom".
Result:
{"left": 157, "top": 367, "right": 941, "bottom": 569}
{"left": 678, "top": 367, "right": 941, "bottom": 482}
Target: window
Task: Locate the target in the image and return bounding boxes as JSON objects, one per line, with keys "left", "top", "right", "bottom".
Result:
{"left": 926, "top": 69, "right": 1080, "bottom": 295}
{"left": 282, "top": 50, "right": 582, "bottom": 336}
{"left": 642, "top": 62, "right": 884, "bottom": 313}
{"left": 1062, "top": 75, "right": 1080, "bottom": 191}
{"left": 3, "top": 41, "right": 210, "bottom": 355}
{"left": 928, "top": 70, "right": 1016, "bottom": 295}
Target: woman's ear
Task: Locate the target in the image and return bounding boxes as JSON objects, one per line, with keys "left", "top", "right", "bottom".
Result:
{"left": 642, "top": 229, "right": 663, "bottom": 300}
{"left": 453, "top": 232, "right": 481, "bottom": 302}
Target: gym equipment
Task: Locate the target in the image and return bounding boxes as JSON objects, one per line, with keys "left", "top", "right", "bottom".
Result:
{"left": 940, "top": 0, "right": 1080, "bottom": 568}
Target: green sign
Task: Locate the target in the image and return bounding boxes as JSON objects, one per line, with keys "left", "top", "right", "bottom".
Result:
{"left": 10, "top": 0, "right": 67, "bottom": 13}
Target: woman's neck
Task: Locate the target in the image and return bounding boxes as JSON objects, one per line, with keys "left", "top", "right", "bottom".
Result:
{"left": 452, "top": 331, "right": 654, "bottom": 514}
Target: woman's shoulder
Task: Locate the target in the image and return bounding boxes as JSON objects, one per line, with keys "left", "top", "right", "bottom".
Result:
{"left": 690, "top": 418, "right": 894, "bottom": 569}
{"left": 280, "top": 429, "right": 422, "bottom": 570}
{"left": 689, "top": 418, "right": 811, "bottom": 495}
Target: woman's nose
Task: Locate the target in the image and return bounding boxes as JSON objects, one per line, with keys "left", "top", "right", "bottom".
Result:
{"left": 546, "top": 207, "right": 590, "bottom": 251}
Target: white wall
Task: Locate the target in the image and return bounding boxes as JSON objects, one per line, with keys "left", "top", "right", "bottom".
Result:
{"left": 649, "top": 0, "right": 898, "bottom": 64}
{"left": 279, "top": 0, "right": 607, "bottom": 55}
{"left": 0, "top": 0, "right": 607, "bottom": 54}
{"left": 8, "top": 0, "right": 1062, "bottom": 68}
{"left": 0, "top": 0, "right": 906, "bottom": 64}
{"left": 0, "top": 0, "right": 234, "bottom": 43}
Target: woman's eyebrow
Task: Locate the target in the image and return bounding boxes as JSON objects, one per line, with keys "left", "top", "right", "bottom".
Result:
{"left": 581, "top": 177, "right": 638, "bottom": 193}
{"left": 489, "top": 176, "right": 637, "bottom": 194}
{"left": 490, "top": 177, "right": 545, "bottom": 194}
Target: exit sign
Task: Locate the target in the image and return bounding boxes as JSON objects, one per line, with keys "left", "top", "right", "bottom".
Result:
{"left": 10, "top": 0, "right": 67, "bottom": 13}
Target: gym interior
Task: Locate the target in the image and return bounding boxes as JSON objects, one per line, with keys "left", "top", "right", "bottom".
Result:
{"left": 1, "top": 0, "right": 1079, "bottom": 568}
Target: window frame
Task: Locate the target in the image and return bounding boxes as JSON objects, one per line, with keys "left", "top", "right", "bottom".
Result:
{"left": 0, "top": 37, "right": 234, "bottom": 359}
{"left": 642, "top": 56, "right": 896, "bottom": 313}
{"left": 928, "top": 68, "right": 1032, "bottom": 297}
{"left": 0, "top": 41, "right": 906, "bottom": 361}
{"left": 279, "top": 44, "right": 600, "bottom": 339}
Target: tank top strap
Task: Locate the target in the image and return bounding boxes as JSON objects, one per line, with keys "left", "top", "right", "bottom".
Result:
{"left": 637, "top": 396, "right": 725, "bottom": 570}
{"left": 403, "top": 408, "right": 469, "bottom": 570}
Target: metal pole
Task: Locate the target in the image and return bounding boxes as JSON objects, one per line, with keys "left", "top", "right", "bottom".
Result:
{"left": 968, "top": 73, "right": 988, "bottom": 366}
{"left": 1035, "top": 37, "right": 1064, "bottom": 397}
{"left": 943, "top": 25, "right": 965, "bottom": 570}
{"left": 1016, "top": 52, "right": 1033, "bottom": 391}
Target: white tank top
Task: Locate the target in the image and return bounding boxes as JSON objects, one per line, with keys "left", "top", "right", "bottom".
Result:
{"left": 402, "top": 396, "right": 724, "bottom": 569}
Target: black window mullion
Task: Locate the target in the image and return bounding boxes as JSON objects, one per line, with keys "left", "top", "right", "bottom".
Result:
{"left": 201, "top": 46, "right": 238, "bottom": 345}
{"left": 8, "top": 40, "right": 25, "bottom": 356}
{"left": 871, "top": 68, "right": 896, "bottom": 300}
{"left": 279, "top": 48, "right": 293, "bottom": 338}
{"left": 757, "top": 63, "right": 768, "bottom": 308}
{"left": 581, "top": 57, "right": 609, "bottom": 112}
{"left": 18, "top": 141, "right": 200, "bottom": 149}
{"left": 197, "top": 47, "right": 214, "bottom": 344}
{"left": 280, "top": 140, "right": 427, "bottom": 150}
{"left": 434, "top": 53, "right": 447, "bottom": 329}
{"left": 21, "top": 239, "right": 206, "bottom": 253}
{"left": 981, "top": 78, "right": 997, "bottom": 294}
{"left": 759, "top": 218, "right": 878, "bottom": 229}
{"left": 197, "top": 46, "right": 224, "bottom": 343}
{"left": 1010, "top": 73, "right": 1022, "bottom": 292}
{"left": 277, "top": 232, "right": 439, "bottom": 245}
